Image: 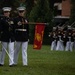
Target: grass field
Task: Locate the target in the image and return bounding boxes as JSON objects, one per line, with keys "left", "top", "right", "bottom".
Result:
{"left": 0, "top": 44, "right": 75, "bottom": 75}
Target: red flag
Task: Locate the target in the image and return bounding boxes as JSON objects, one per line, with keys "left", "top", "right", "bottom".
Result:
{"left": 33, "top": 23, "right": 45, "bottom": 50}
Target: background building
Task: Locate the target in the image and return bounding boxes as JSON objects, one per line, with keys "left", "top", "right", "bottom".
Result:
{"left": 53, "top": 0, "right": 71, "bottom": 25}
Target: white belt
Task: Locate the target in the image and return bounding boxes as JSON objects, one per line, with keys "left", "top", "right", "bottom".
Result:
{"left": 16, "top": 29, "right": 27, "bottom": 31}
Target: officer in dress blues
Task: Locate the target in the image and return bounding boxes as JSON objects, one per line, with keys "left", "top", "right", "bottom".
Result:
{"left": 56, "top": 26, "right": 64, "bottom": 51}
{"left": 49, "top": 27, "right": 57, "bottom": 51}
{"left": 0, "top": 7, "right": 15, "bottom": 66}
{"left": 72, "top": 28, "right": 75, "bottom": 50}
{"left": 14, "top": 6, "right": 29, "bottom": 66}
{"left": 65, "top": 26, "right": 74, "bottom": 52}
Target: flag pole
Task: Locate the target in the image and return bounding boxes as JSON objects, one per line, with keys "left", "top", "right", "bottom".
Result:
{"left": 25, "top": 22, "right": 49, "bottom": 25}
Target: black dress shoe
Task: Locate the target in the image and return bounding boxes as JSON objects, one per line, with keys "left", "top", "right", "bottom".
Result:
{"left": 23, "top": 65, "right": 28, "bottom": 67}
{"left": 0, "top": 64, "right": 3, "bottom": 66}
{"left": 13, "top": 64, "right": 17, "bottom": 66}
{"left": 9, "top": 65, "right": 14, "bottom": 67}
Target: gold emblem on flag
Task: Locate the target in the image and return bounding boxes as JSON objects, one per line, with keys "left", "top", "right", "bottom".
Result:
{"left": 35, "top": 33, "right": 41, "bottom": 42}
{"left": 33, "top": 45, "right": 37, "bottom": 48}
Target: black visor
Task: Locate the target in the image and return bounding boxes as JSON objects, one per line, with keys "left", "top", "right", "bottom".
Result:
{"left": 4, "top": 11, "right": 10, "bottom": 13}
{"left": 18, "top": 10, "right": 24, "bottom": 13}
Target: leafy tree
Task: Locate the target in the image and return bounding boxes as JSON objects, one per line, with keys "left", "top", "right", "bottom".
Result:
{"left": 29, "top": 0, "right": 53, "bottom": 44}
{"left": 25, "top": 0, "right": 34, "bottom": 16}
{"left": 70, "top": 0, "right": 75, "bottom": 24}
{"left": 29, "top": 0, "right": 53, "bottom": 22}
{"left": 0, "top": 0, "right": 19, "bottom": 8}
{"left": 48, "top": 0, "right": 55, "bottom": 9}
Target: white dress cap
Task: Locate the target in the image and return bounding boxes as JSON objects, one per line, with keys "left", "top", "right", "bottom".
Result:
{"left": 2, "top": 7, "right": 11, "bottom": 11}
{"left": 17, "top": 6, "right": 26, "bottom": 11}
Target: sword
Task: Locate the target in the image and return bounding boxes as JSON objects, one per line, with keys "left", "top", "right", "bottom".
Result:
{"left": 1, "top": 44, "right": 13, "bottom": 63}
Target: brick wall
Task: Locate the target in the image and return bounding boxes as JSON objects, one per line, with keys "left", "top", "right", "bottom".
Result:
{"left": 62, "top": 0, "right": 71, "bottom": 16}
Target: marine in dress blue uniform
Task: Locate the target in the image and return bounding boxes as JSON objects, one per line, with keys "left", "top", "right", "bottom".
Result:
{"left": 49, "top": 27, "right": 57, "bottom": 50}
{"left": 56, "top": 26, "right": 64, "bottom": 51}
{"left": 0, "top": 7, "right": 15, "bottom": 66}
{"left": 65, "top": 26, "right": 73, "bottom": 52}
{"left": 72, "top": 28, "right": 75, "bottom": 50}
{"left": 14, "top": 6, "right": 29, "bottom": 66}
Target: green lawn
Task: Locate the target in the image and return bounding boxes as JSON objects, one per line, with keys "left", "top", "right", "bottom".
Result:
{"left": 0, "top": 44, "right": 75, "bottom": 75}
